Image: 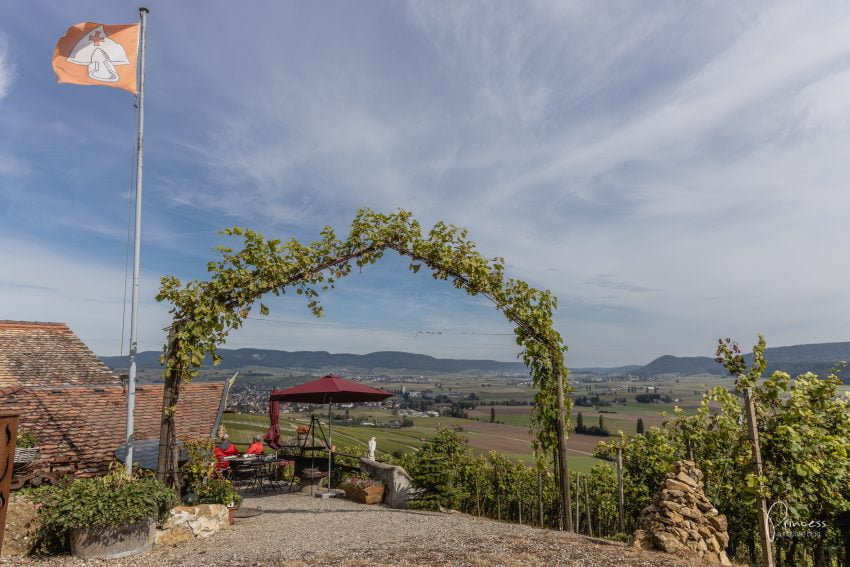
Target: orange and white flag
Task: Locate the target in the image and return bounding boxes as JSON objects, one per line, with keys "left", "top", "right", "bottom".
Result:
{"left": 52, "top": 22, "right": 139, "bottom": 94}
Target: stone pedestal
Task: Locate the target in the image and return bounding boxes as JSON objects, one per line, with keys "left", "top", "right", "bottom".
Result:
{"left": 299, "top": 468, "right": 327, "bottom": 494}
{"left": 359, "top": 458, "right": 411, "bottom": 508}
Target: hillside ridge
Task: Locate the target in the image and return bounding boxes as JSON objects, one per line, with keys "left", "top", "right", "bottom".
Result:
{"left": 100, "top": 348, "right": 528, "bottom": 374}
{"left": 100, "top": 340, "right": 850, "bottom": 379}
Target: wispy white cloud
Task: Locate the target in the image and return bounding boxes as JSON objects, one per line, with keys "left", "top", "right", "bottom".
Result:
{"left": 0, "top": 154, "right": 25, "bottom": 177}
{"left": 0, "top": 235, "right": 169, "bottom": 356}
{"left": 0, "top": 35, "right": 12, "bottom": 100}
{"left": 146, "top": 1, "right": 850, "bottom": 363}
{"left": 4, "top": 2, "right": 850, "bottom": 365}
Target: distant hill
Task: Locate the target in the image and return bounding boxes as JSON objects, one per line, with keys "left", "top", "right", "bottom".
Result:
{"left": 573, "top": 365, "right": 643, "bottom": 374}
{"left": 100, "top": 340, "right": 850, "bottom": 382}
{"left": 100, "top": 348, "right": 528, "bottom": 374}
{"left": 630, "top": 341, "right": 850, "bottom": 381}
{"left": 636, "top": 355, "right": 721, "bottom": 376}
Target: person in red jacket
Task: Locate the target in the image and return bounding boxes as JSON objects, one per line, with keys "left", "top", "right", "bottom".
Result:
{"left": 246, "top": 435, "right": 265, "bottom": 455}
{"left": 213, "top": 434, "right": 239, "bottom": 469}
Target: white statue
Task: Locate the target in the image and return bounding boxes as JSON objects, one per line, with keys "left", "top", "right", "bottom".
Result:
{"left": 367, "top": 436, "right": 377, "bottom": 461}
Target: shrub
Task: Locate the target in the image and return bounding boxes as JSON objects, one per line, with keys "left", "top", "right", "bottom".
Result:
{"left": 15, "top": 429, "right": 39, "bottom": 449}
{"left": 181, "top": 439, "right": 216, "bottom": 495}
{"left": 181, "top": 438, "right": 241, "bottom": 507}
{"left": 196, "top": 476, "right": 241, "bottom": 507}
{"left": 406, "top": 428, "right": 468, "bottom": 511}
{"left": 343, "top": 475, "right": 382, "bottom": 489}
{"left": 30, "top": 467, "right": 176, "bottom": 554}
{"left": 408, "top": 453, "right": 463, "bottom": 511}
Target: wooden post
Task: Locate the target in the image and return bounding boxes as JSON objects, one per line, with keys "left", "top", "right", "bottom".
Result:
{"left": 584, "top": 475, "right": 593, "bottom": 538}
{"left": 537, "top": 470, "right": 543, "bottom": 528}
{"left": 745, "top": 387, "right": 775, "bottom": 567}
{"left": 597, "top": 502, "right": 603, "bottom": 537}
{"left": 575, "top": 472, "right": 580, "bottom": 533}
{"left": 157, "top": 329, "right": 181, "bottom": 484}
{"left": 553, "top": 448, "right": 562, "bottom": 530}
{"left": 555, "top": 365, "right": 574, "bottom": 532}
{"left": 617, "top": 447, "right": 625, "bottom": 534}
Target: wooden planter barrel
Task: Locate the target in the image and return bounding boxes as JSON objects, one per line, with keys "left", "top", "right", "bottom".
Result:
{"left": 343, "top": 484, "right": 385, "bottom": 504}
{"left": 70, "top": 519, "right": 155, "bottom": 559}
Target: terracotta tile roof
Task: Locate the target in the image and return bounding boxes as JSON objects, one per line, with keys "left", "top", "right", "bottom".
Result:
{"left": 0, "top": 321, "right": 120, "bottom": 387}
{"left": 0, "top": 383, "right": 226, "bottom": 477}
{"left": 0, "top": 321, "right": 227, "bottom": 477}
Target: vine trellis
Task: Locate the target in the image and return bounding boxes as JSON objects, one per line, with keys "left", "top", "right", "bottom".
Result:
{"left": 155, "top": 208, "right": 574, "bottom": 527}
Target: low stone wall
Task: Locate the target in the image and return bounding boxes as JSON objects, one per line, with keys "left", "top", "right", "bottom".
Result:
{"left": 155, "top": 504, "right": 229, "bottom": 545}
{"left": 633, "top": 460, "right": 730, "bottom": 565}
{"left": 359, "top": 458, "right": 411, "bottom": 508}
{"left": 4, "top": 500, "right": 231, "bottom": 554}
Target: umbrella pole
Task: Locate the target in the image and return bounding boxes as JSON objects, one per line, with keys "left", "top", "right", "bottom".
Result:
{"left": 327, "top": 401, "right": 332, "bottom": 493}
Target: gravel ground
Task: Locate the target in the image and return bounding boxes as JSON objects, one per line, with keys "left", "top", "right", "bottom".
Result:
{"left": 2, "top": 491, "right": 720, "bottom": 567}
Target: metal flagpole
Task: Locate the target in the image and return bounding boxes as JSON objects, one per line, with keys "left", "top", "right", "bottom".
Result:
{"left": 125, "top": 6, "right": 149, "bottom": 476}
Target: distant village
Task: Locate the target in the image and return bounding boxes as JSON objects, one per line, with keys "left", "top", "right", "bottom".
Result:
{"left": 224, "top": 372, "right": 532, "bottom": 419}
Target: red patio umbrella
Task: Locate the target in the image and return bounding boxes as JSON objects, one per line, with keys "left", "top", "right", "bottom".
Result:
{"left": 266, "top": 374, "right": 393, "bottom": 492}
{"left": 263, "top": 399, "right": 282, "bottom": 449}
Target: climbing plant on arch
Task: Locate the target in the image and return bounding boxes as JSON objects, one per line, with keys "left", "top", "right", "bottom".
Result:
{"left": 155, "top": 208, "right": 574, "bottom": 522}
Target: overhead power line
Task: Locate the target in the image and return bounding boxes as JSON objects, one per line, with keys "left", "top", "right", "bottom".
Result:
{"left": 244, "top": 316, "right": 513, "bottom": 338}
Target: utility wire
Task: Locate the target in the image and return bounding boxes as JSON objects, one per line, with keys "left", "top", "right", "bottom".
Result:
{"left": 414, "top": 330, "right": 513, "bottom": 338}
{"left": 244, "top": 316, "right": 346, "bottom": 327}
{"left": 245, "top": 316, "right": 513, "bottom": 338}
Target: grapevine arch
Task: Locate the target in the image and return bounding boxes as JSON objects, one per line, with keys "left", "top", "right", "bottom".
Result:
{"left": 155, "top": 208, "right": 573, "bottom": 524}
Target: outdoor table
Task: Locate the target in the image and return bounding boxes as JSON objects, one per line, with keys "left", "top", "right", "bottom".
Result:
{"left": 278, "top": 444, "right": 327, "bottom": 453}
{"left": 225, "top": 455, "right": 274, "bottom": 493}
{"left": 277, "top": 447, "right": 331, "bottom": 478}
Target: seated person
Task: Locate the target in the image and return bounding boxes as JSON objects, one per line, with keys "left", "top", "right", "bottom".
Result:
{"left": 213, "top": 434, "right": 239, "bottom": 469}
{"left": 246, "top": 434, "right": 265, "bottom": 455}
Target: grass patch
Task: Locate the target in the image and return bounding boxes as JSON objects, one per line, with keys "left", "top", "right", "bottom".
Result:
{"left": 566, "top": 455, "right": 612, "bottom": 474}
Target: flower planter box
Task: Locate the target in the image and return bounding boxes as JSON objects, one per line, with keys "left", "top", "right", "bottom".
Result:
{"left": 70, "top": 519, "right": 155, "bottom": 559}
{"left": 343, "top": 484, "right": 385, "bottom": 504}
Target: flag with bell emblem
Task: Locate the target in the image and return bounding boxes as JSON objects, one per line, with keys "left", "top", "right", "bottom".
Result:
{"left": 52, "top": 22, "right": 140, "bottom": 94}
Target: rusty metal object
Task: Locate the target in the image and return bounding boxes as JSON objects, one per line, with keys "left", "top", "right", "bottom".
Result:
{"left": 0, "top": 411, "right": 20, "bottom": 555}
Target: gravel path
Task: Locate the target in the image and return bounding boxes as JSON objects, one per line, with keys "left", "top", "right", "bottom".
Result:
{"left": 3, "top": 491, "right": 718, "bottom": 566}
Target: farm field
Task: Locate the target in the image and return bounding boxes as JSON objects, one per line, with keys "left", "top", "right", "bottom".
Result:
{"left": 220, "top": 371, "right": 736, "bottom": 478}
{"left": 221, "top": 410, "right": 615, "bottom": 472}
{"left": 468, "top": 403, "right": 676, "bottom": 434}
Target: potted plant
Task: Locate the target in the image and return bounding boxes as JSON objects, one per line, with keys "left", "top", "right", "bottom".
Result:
{"left": 296, "top": 425, "right": 309, "bottom": 445}
{"left": 32, "top": 467, "right": 176, "bottom": 558}
{"left": 181, "top": 439, "right": 242, "bottom": 524}
{"left": 341, "top": 475, "right": 385, "bottom": 504}
{"left": 15, "top": 429, "right": 39, "bottom": 454}
{"left": 196, "top": 477, "right": 242, "bottom": 524}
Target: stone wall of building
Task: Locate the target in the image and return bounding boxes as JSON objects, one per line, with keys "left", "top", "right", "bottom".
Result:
{"left": 633, "top": 460, "right": 731, "bottom": 565}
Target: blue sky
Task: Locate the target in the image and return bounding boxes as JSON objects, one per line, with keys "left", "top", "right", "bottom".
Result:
{"left": 2, "top": 1, "right": 850, "bottom": 366}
